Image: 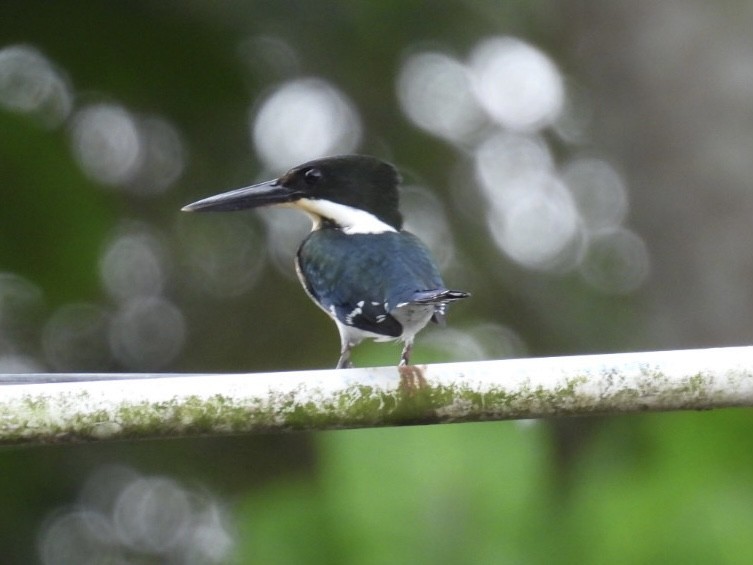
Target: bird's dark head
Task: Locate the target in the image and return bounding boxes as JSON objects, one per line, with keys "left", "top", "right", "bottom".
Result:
{"left": 182, "top": 155, "right": 403, "bottom": 233}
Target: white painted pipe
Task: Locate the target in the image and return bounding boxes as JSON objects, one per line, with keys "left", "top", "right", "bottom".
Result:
{"left": 1, "top": 346, "right": 752, "bottom": 445}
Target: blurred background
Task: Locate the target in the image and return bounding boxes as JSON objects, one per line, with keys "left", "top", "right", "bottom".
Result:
{"left": 2, "top": 0, "right": 753, "bottom": 562}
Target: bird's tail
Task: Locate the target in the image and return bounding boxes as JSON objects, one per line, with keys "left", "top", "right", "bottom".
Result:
{"left": 410, "top": 289, "right": 471, "bottom": 305}
{"left": 403, "top": 289, "right": 469, "bottom": 327}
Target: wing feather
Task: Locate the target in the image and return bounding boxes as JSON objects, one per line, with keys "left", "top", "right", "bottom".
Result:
{"left": 298, "top": 230, "right": 465, "bottom": 338}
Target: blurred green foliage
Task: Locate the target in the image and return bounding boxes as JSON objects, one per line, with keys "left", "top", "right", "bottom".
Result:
{"left": 2, "top": 0, "right": 753, "bottom": 563}
{"left": 237, "top": 413, "right": 753, "bottom": 564}
{"left": 1, "top": 129, "right": 112, "bottom": 305}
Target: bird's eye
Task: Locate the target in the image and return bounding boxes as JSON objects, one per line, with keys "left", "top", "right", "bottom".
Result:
{"left": 303, "top": 168, "right": 322, "bottom": 185}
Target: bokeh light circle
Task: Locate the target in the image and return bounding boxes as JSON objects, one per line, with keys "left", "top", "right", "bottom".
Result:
{"left": 474, "top": 131, "right": 555, "bottom": 200}
{"left": 562, "top": 157, "right": 629, "bottom": 231}
{"left": 251, "top": 77, "right": 361, "bottom": 170}
{"left": 470, "top": 36, "right": 565, "bottom": 131}
{"left": 397, "top": 51, "right": 485, "bottom": 143}
{"left": 580, "top": 228, "right": 650, "bottom": 294}
{"left": 70, "top": 103, "right": 143, "bottom": 186}
{"left": 177, "top": 213, "right": 267, "bottom": 297}
{"left": 42, "top": 303, "right": 112, "bottom": 371}
{"left": 401, "top": 185, "right": 456, "bottom": 269}
{"left": 99, "top": 229, "right": 166, "bottom": 301}
{"left": 486, "top": 172, "right": 582, "bottom": 271}
{"left": 0, "top": 44, "right": 73, "bottom": 127}
{"left": 109, "top": 296, "right": 185, "bottom": 370}
{"left": 113, "top": 476, "right": 192, "bottom": 552}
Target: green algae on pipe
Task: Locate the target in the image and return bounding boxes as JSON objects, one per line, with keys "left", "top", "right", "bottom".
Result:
{"left": 2, "top": 346, "right": 753, "bottom": 445}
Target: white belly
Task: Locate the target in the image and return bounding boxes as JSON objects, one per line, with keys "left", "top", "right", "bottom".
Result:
{"left": 336, "top": 303, "right": 436, "bottom": 347}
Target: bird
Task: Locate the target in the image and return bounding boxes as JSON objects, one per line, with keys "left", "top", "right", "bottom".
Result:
{"left": 182, "top": 155, "right": 470, "bottom": 369}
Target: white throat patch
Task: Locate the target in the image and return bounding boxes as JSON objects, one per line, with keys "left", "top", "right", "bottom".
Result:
{"left": 295, "top": 198, "right": 397, "bottom": 234}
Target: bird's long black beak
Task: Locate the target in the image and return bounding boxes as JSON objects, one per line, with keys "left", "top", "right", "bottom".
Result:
{"left": 181, "top": 178, "right": 299, "bottom": 212}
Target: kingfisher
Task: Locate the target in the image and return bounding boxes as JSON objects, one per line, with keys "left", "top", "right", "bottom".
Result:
{"left": 182, "top": 155, "right": 470, "bottom": 369}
